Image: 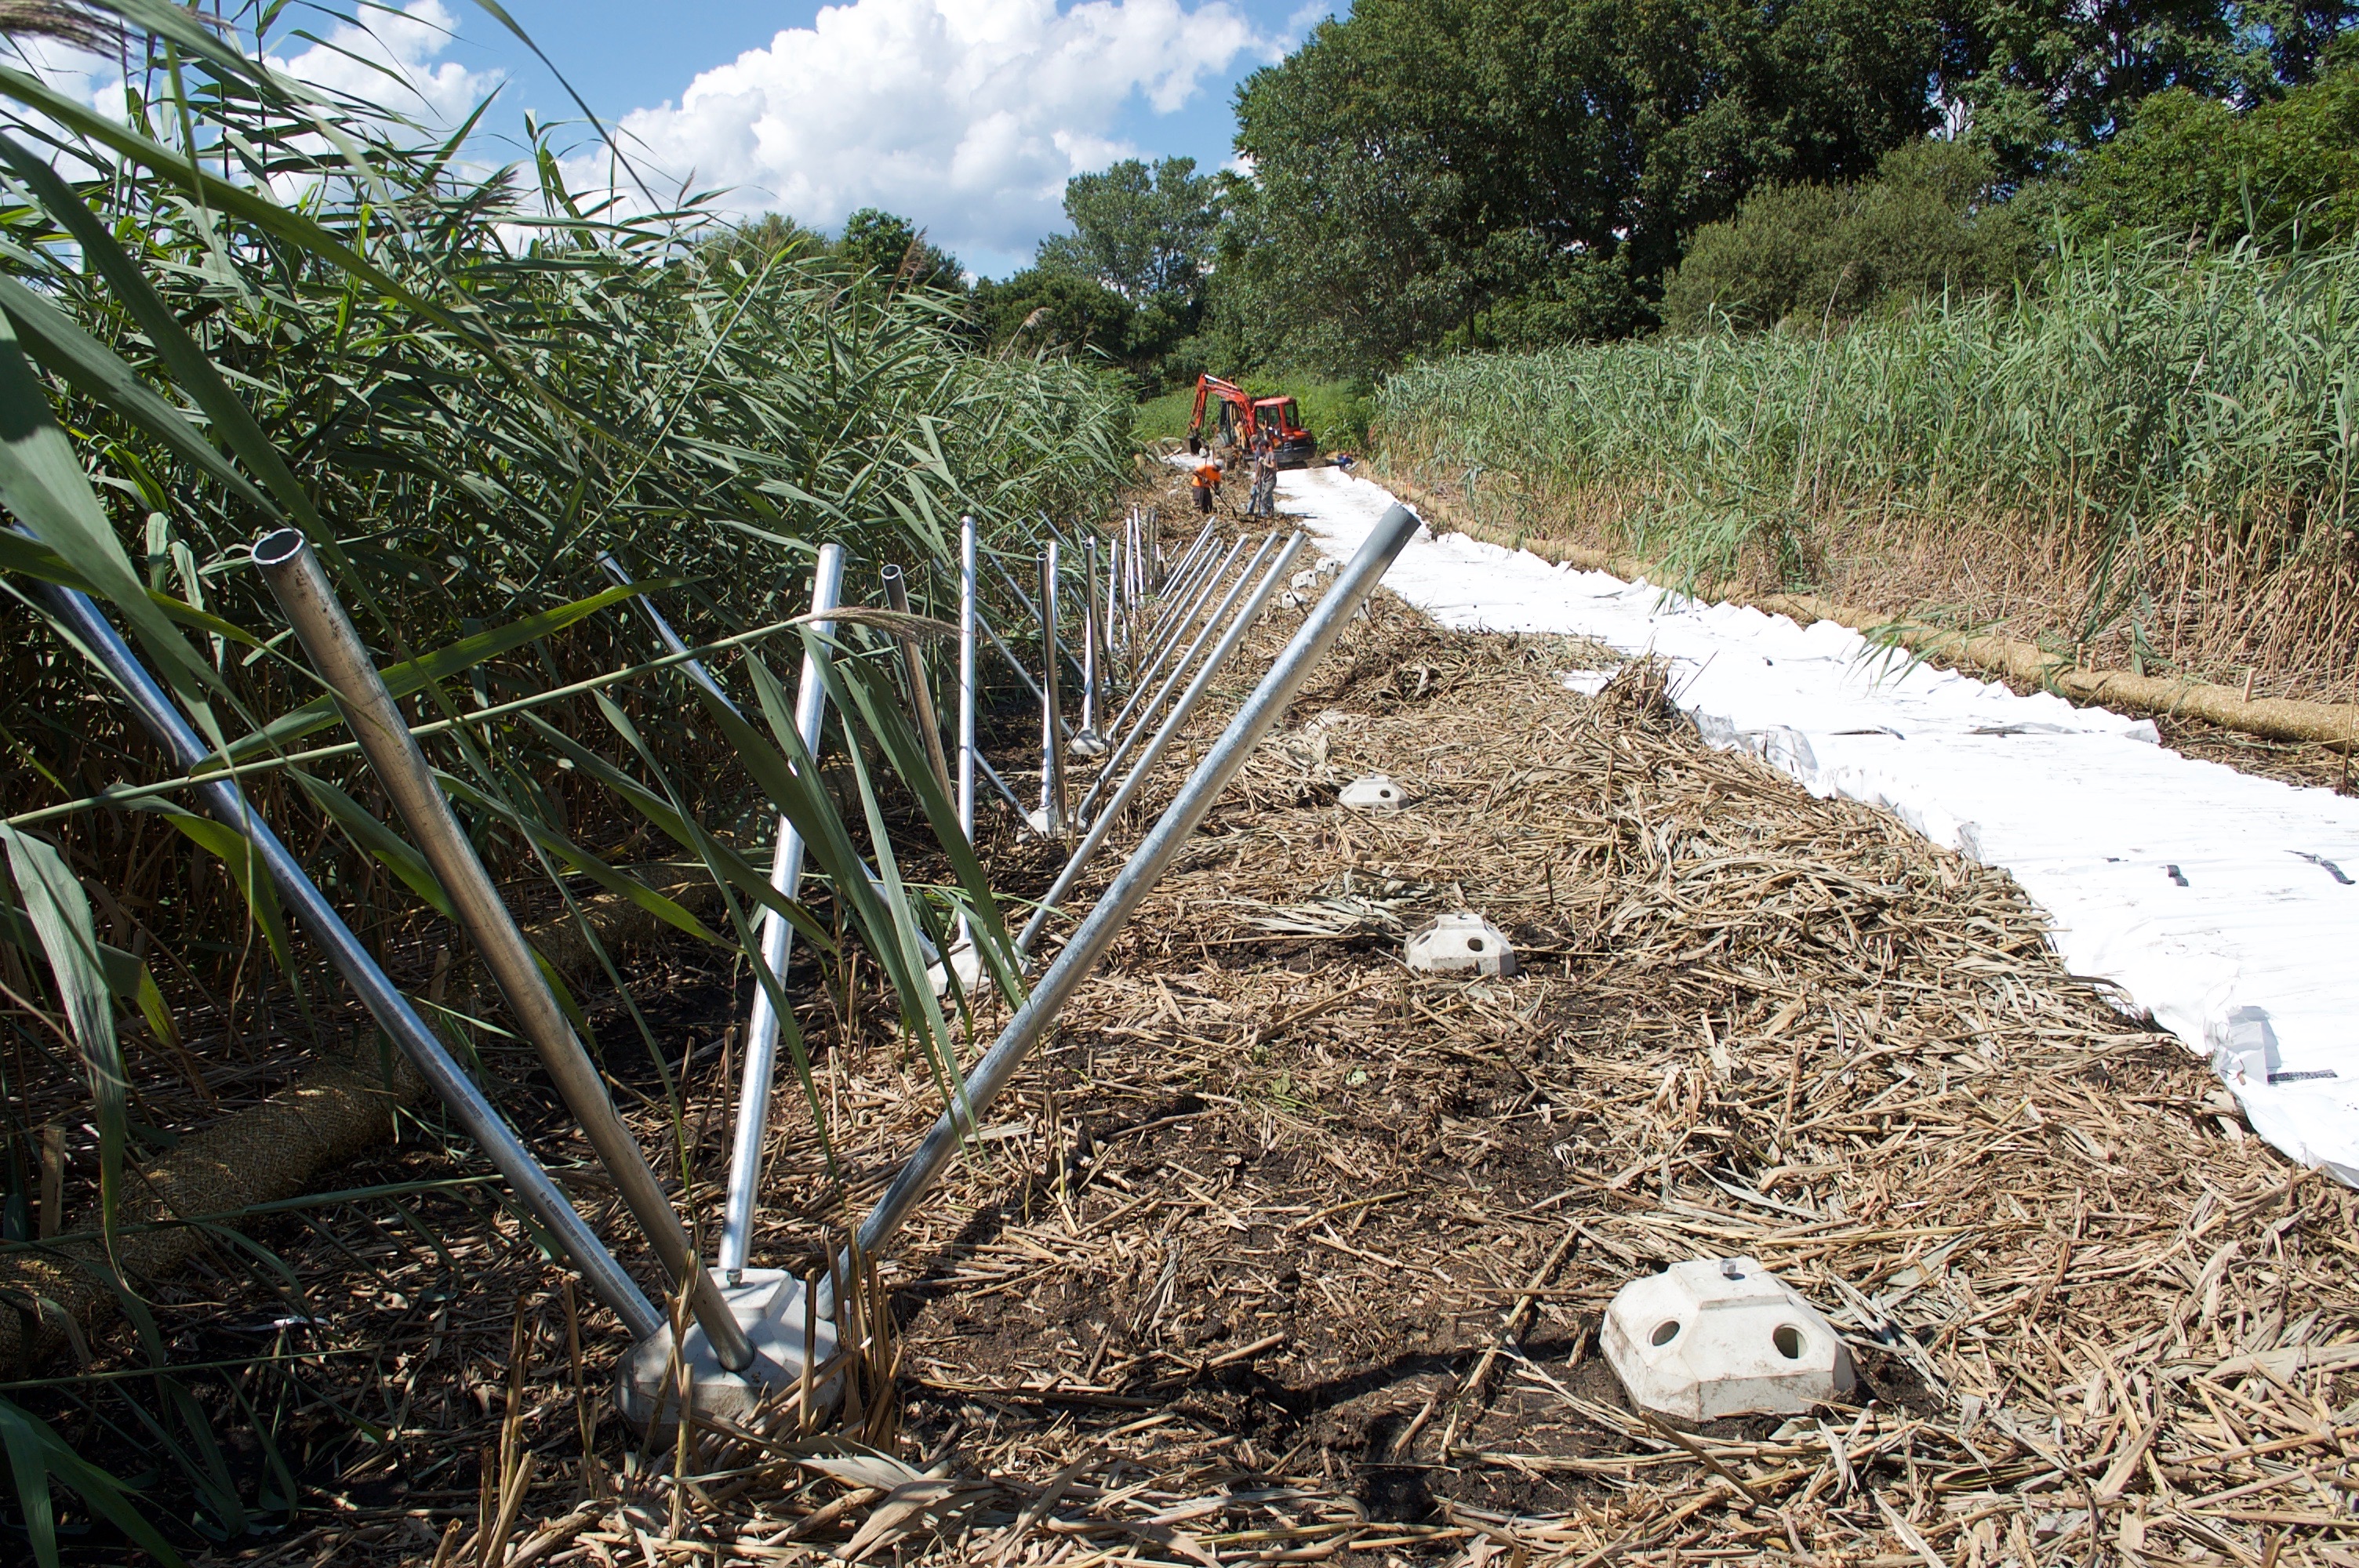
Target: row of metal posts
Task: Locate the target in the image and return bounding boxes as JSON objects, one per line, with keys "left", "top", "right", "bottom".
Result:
{"left": 17, "top": 494, "right": 1418, "bottom": 1409}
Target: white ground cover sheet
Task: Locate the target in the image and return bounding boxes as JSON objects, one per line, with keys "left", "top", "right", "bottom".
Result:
{"left": 1266, "top": 462, "right": 2359, "bottom": 1183}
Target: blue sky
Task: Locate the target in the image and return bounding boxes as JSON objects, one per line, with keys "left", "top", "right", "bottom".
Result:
{"left": 398, "top": 0, "right": 1333, "bottom": 277}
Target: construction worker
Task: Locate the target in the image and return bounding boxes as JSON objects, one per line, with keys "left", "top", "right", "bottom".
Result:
{"left": 1249, "top": 436, "right": 1279, "bottom": 517}
{"left": 1191, "top": 453, "right": 1223, "bottom": 515}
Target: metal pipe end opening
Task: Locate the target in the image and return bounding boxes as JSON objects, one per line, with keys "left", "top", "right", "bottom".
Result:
{"left": 250, "top": 528, "right": 309, "bottom": 569}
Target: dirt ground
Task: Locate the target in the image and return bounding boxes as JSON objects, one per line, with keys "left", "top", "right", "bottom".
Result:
{"left": 53, "top": 506, "right": 2357, "bottom": 1566}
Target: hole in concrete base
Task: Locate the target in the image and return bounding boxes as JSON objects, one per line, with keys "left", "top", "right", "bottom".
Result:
{"left": 1467, "top": 938, "right": 1485, "bottom": 953}
{"left": 1652, "top": 1319, "right": 1681, "bottom": 1346}
{"left": 1773, "top": 1324, "right": 1804, "bottom": 1359}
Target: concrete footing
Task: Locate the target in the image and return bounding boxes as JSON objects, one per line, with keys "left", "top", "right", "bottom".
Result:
{"left": 1601, "top": 1257, "right": 1854, "bottom": 1421}
{"left": 1405, "top": 912, "right": 1514, "bottom": 977}
{"left": 618, "top": 1269, "right": 840, "bottom": 1430}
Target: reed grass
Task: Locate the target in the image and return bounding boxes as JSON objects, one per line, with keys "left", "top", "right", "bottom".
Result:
{"left": 0, "top": 5, "right": 1129, "bottom": 1556}
{"left": 1377, "top": 234, "right": 2359, "bottom": 691}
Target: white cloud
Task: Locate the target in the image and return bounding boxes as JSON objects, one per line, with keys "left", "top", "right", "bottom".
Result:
{"left": 576, "top": 0, "right": 1281, "bottom": 265}
{"left": 9, "top": 1, "right": 496, "bottom": 137}
{"left": 267, "top": 0, "right": 501, "bottom": 125}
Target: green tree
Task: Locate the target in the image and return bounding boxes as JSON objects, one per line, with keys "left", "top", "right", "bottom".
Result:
{"left": 1209, "top": 0, "right": 2357, "bottom": 373}
{"left": 705, "top": 210, "right": 824, "bottom": 269}
{"left": 1037, "top": 157, "right": 1222, "bottom": 303}
{"left": 1222, "top": 0, "right": 1957, "bottom": 374}
{"left": 1661, "top": 139, "right": 2037, "bottom": 330}
{"left": 1463, "top": 252, "right": 1649, "bottom": 350}
{"left": 2055, "top": 61, "right": 2359, "bottom": 244}
{"left": 837, "top": 207, "right": 965, "bottom": 291}
{"left": 969, "top": 268, "right": 1136, "bottom": 362}
{"left": 1948, "top": 1, "right": 2359, "bottom": 180}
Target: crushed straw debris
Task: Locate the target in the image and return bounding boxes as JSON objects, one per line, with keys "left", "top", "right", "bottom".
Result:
{"left": 135, "top": 557, "right": 2355, "bottom": 1566}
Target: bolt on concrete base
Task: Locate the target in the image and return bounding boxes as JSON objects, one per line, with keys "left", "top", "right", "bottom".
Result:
{"left": 1601, "top": 1257, "right": 1854, "bottom": 1421}
{"left": 1405, "top": 912, "right": 1514, "bottom": 977}
{"left": 618, "top": 1269, "right": 840, "bottom": 1430}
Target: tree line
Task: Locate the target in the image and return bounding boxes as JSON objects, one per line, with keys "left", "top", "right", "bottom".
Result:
{"left": 743, "top": 1, "right": 2359, "bottom": 394}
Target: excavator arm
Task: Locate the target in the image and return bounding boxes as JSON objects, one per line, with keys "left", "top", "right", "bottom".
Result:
{"left": 1186, "top": 375, "right": 1256, "bottom": 454}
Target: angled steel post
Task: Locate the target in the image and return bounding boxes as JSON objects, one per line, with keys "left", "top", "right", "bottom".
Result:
{"left": 1103, "top": 537, "right": 1246, "bottom": 748}
{"left": 253, "top": 531, "right": 753, "bottom": 1367}
{"left": 880, "top": 564, "right": 953, "bottom": 800}
{"left": 598, "top": 551, "right": 737, "bottom": 712}
{"left": 849, "top": 506, "right": 1420, "bottom": 1261}
{"left": 30, "top": 565, "right": 663, "bottom": 1339}
{"left": 1023, "top": 532, "right": 1307, "bottom": 953}
{"left": 718, "top": 543, "right": 847, "bottom": 1281}
{"left": 1148, "top": 526, "right": 1217, "bottom": 638}
{"left": 1074, "top": 532, "right": 1281, "bottom": 825}
{"left": 1136, "top": 533, "right": 1238, "bottom": 679}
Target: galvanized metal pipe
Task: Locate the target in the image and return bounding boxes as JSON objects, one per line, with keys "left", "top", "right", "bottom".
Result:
{"left": 1021, "top": 532, "right": 1307, "bottom": 955}
{"left": 1102, "top": 537, "right": 1245, "bottom": 750}
{"left": 1035, "top": 546, "right": 1069, "bottom": 838}
{"left": 29, "top": 566, "right": 664, "bottom": 1338}
{"left": 1161, "top": 519, "right": 1215, "bottom": 599}
{"left": 1146, "top": 527, "right": 1218, "bottom": 643}
{"left": 1082, "top": 537, "right": 1104, "bottom": 731}
{"left": 251, "top": 531, "right": 749, "bottom": 1364}
{"left": 976, "top": 749, "right": 1027, "bottom": 815}
{"left": 1141, "top": 542, "right": 1217, "bottom": 646}
{"left": 1114, "top": 539, "right": 1243, "bottom": 750}
{"left": 718, "top": 543, "right": 846, "bottom": 1282}
{"left": 597, "top": 551, "right": 738, "bottom": 715}
{"left": 1104, "top": 534, "right": 1125, "bottom": 668}
{"left": 977, "top": 607, "right": 1068, "bottom": 742}
{"left": 1150, "top": 533, "right": 1228, "bottom": 648}
{"left": 880, "top": 564, "right": 953, "bottom": 801}
{"left": 1074, "top": 532, "right": 1282, "bottom": 826}
{"left": 850, "top": 505, "right": 1420, "bottom": 1261}
{"left": 1132, "top": 533, "right": 1238, "bottom": 692}
{"left": 986, "top": 550, "right": 1087, "bottom": 691}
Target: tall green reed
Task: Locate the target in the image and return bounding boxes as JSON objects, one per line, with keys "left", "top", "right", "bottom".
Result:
{"left": 1379, "top": 234, "right": 2359, "bottom": 659}
{"left": 0, "top": 3, "right": 1129, "bottom": 1555}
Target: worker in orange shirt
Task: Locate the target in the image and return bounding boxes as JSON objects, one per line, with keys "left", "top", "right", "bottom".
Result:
{"left": 1190, "top": 454, "right": 1223, "bottom": 515}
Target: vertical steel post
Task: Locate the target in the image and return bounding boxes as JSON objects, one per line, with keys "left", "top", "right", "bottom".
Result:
{"left": 1074, "top": 538, "right": 1105, "bottom": 755}
{"left": 1035, "top": 545, "right": 1068, "bottom": 838}
{"left": 719, "top": 543, "right": 846, "bottom": 1281}
{"left": 1104, "top": 533, "right": 1125, "bottom": 669}
{"left": 957, "top": 517, "right": 977, "bottom": 849}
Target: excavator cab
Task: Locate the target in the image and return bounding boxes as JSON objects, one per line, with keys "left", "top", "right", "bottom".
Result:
{"left": 1250, "top": 396, "right": 1318, "bottom": 469}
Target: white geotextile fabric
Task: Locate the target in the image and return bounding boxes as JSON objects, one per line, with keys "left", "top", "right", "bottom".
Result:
{"left": 1264, "top": 462, "right": 2359, "bottom": 1184}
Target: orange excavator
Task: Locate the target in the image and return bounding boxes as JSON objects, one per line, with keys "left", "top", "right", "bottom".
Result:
{"left": 1185, "top": 375, "right": 1318, "bottom": 469}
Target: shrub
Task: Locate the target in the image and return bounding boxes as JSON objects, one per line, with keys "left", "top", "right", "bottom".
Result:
{"left": 1662, "top": 140, "right": 2036, "bottom": 330}
{"left": 2063, "top": 68, "right": 2359, "bottom": 247}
